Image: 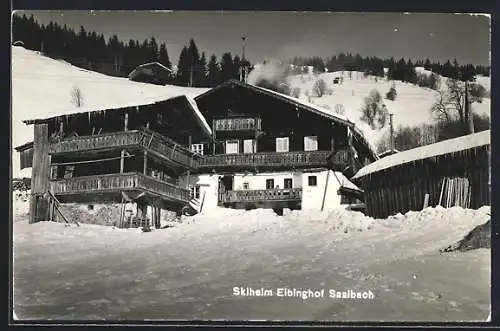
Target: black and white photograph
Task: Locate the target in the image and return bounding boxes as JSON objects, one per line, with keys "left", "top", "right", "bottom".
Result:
{"left": 11, "top": 11, "right": 491, "bottom": 322}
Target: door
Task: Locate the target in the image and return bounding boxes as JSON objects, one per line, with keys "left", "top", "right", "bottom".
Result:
{"left": 225, "top": 140, "right": 239, "bottom": 154}
{"left": 222, "top": 175, "right": 234, "bottom": 191}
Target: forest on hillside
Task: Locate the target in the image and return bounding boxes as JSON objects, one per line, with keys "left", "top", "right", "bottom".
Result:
{"left": 12, "top": 14, "right": 251, "bottom": 87}
{"left": 13, "top": 14, "right": 490, "bottom": 89}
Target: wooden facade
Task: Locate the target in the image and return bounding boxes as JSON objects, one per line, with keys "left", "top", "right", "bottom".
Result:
{"left": 353, "top": 132, "right": 490, "bottom": 218}
{"left": 17, "top": 79, "right": 376, "bottom": 218}
{"left": 219, "top": 188, "right": 303, "bottom": 210}
{"left": 22, "top": 95, "right": 211, "bottom": 225}
{"left": 194, "top": 79, "right": 377, "bottom": 166}
{"left": 189, "top": 79, "right": 376, "bottom": 206}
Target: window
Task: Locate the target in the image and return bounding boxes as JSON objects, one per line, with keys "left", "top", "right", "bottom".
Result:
{"left": 275, "top": 137, "right": 289, "bottom": 153}
{"left": 243, "top": 139, "right": 256, "bottom": 153}
{"left": 225, "top": 140, "right": 239, "bottom": 154}
{"left": 304, "top": 136, "right": 318, "bottom": 151}
{"left": 243, "top": 182, "right": 249, "bottom": 190}
{"left": 189, "top": 185, "right": 201, "bottom": 199}
{"left": 284, "top": 178, "right": 293, "bottom": 189}
{"left": 266, "top": 179, "right": 275, "bottom": 189}
{"left": 308, "top": 176, "right": 317, "bottom": 186}
{"left": 191, "top": 143, "right": 204, "bottom": 155}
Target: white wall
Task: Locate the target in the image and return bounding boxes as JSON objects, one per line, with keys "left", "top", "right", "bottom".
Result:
{"left": 178, "top": 174, "right": 221, "bottom": 211}
{"left": 301, "top": 170, "right": 343, "bottom": 210}
{"left": 180, "top": 170, "right": 347, "bottom": 212}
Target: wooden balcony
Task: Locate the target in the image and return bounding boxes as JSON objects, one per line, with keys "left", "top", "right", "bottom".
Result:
{"left": 49, "top": 172, "right": 190, "bottom": 203}
{"left": 197, "top": 150, "right": 332, "bottom": 171}
{"left": 219, "top": 188, "right": 302, "bottom": 203}
{"left": 214, "top": 117, "right": 262, "bottom": 131}
{"left": 49, "top": 129, "right": 198, "bottom": 169}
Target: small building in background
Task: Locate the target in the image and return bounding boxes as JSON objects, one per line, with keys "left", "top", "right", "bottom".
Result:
{"left": 128, "top": 62, "right": 172, "bottom": 85}
{"left": 352, "top": 130, "right": 490, "bottom": 218}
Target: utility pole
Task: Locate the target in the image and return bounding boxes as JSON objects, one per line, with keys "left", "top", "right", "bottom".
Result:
{"left": 465, "top": 80, "right": 475, "bottom": 134}
{"left": 189, "top": 65, "right": 193, "bottom": 87}
{"left": 389, "top": 112, "right": 394, "bottom": 151}
{"left": 241, "top": 36, "right": 248, "bottom": 83}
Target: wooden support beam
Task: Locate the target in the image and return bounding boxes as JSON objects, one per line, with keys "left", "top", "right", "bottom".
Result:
{"left": 143, "top": 150, "right": 148, "bottom": 175}
{"left": 30, "top": 124, "right": 50, "bottom": 224}
{"left": 124, "top": 112, "right": 129, "bottom": 131}
{"left": 120, "top": 150, "right": 126, "bottom": 173}
{"left": 321, "top": 170, "right": 330, "bottom": 211}
{"left": 212, "top": 121, "right": 216, "bottom": 155}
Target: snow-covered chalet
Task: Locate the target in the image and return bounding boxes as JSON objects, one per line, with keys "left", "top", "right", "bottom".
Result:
{"left": 16, "top": 78, "right": 378, "bottom": 225}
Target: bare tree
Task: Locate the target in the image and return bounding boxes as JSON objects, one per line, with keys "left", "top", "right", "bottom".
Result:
{"left": 431, "top": 78, "right": 474, "bottom": 133}
{"left": 290, "top": 87, "right": 301, "bottom": 98}
{"left": 71, "top": 86, "right": 84, "bottom": 107}
{"left": 313, "top": 78, "right": 327, "bottom": 97}
{"left": 360, "top": 89, "right": 388, "bottom": 130}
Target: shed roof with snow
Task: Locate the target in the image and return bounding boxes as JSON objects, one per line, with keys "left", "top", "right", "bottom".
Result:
{"left": 353, "top": 130, "right": 490, "bottom": 179}
{"left": 21, "top": 94, "right": 212, "bottom": 138}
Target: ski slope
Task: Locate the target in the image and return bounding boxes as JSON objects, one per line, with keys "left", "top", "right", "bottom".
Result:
{"left": 11, "top": 46, "right": 208, "bottom": 178}
{"left": 285, "top": 70, "right": 490, "bottom": 147}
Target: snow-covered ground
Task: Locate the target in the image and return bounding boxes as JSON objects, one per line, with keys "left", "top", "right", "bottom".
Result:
{"left": 11, "top": 46, "right": 208, "bottom": 178}
{"left": 13, "top": 204, "right": 490, "bottom": 321}
{"left": 284, "top": 70, "right": 490, "bottom": 146}
{"left": 12, "top": 46, "right": 491, "bottom": 178}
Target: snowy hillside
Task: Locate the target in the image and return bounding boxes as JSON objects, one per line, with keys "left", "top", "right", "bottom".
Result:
{"left": 285, "top": 70, "right": 490, "bottom": 147}
{"left": 11, "top": 46, "right": 209, "bottom": 178}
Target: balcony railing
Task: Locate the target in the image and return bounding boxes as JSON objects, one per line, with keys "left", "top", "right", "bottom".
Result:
{"left": 198, "top": 150, "right": 332, "bottom": 170}
{"left": 49, "top": 172, "right": 190, "bottom": 202}
{"left": 219, "top": 188, "right": 302, "bottom": 203}
{"left": 49, "top": 129, "right": 197, "bottom": 169}
{"left": 214, "top": 117, "right": 262, "bottom": 131}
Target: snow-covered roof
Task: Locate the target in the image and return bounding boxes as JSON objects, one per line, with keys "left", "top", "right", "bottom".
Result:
{"left": 133, "top": 62, "right": 172, "bottom": 72}
{"left": 23, "top": 94, "right": 213, "bottom": 137}
{"left": 128, "top": 62, "right": 172, "bottom": 79}
{"left": 196, "top": 79, "right": 352, "bottom": 126}
{"left": 353, "top": 130, "right": 490, "bottom": 179}
{"left": 335, "top": 171, "right": 363, "bottom": 193}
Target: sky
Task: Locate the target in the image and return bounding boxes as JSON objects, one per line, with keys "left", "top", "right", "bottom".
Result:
{"left": 14, "top": 11, "right": 491, "bottom": 66}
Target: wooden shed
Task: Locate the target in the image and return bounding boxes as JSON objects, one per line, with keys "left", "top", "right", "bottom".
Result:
{"left": 14, "top": 141, "right": 34, "bottom": 170}
{"left": 128, "top": 62, "right": 172, "bottom": 85}
{"left": 352, "top": 130, "right": 490, "bottom": 218}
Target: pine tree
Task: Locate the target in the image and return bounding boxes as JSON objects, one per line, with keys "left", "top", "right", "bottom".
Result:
{"left": 158, "top": 42, "right": 172, "bottom": 69}
{"left": 186, "top": 39, "right": 201, "bottom": 86}
{"left": 424, "top": 59, "right": 432, "bottom": 70}
{"left": 233, "top": 55, "right": 241, "bottom": 80}
{"left": 220, "top": 52, "right": 234, "bottom": 83}
{"left": 149, "top": 37, "right": 159, "bottom": 62}
{"left": 199, "top": 52, "right": 207, "bottom": 85}
{"left": 176, "top": 46, "right": 190, "bottom": 86}
{"left": 206, "top": 54, "right": 220, "bottom": 87}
